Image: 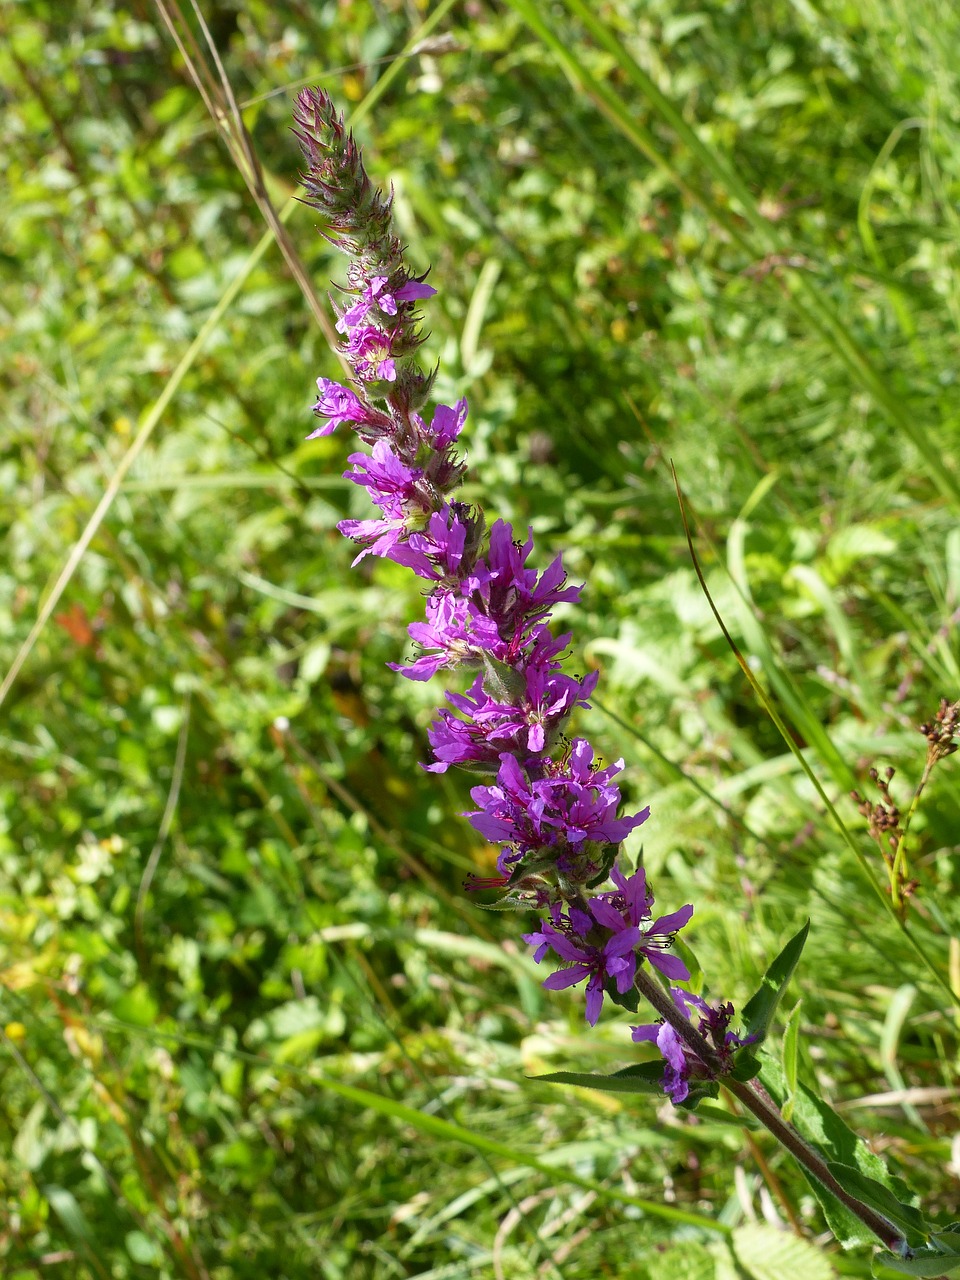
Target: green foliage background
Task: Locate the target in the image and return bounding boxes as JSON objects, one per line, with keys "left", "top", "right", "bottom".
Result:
{"left": 1, "top": 1, "right": 959, "bottom": 1276}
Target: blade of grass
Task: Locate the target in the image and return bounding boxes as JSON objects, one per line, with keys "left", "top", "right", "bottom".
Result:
{"left": 310, "top": 1073, "right": 730, "bottom": 1234}
{"left": 726, "top": 516, "right": 857, "bottom": 793}
{"left": 0, "top": 0, "right": 457, "bottom": 711}
{"left": 510, "top": 0, "right": 960, "bottom": 509}
{"left": 63, "top": 1009, "right": 729, "bottom": 1234}
{"left": 0, "top": 218, "right": 282, "bottom": 712}
{"left": 672, "top": 466, "right": 959, "bottom": 1010}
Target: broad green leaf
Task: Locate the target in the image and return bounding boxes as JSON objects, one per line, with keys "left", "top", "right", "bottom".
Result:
{"left": 825, "top": 1164, "right": 929, "bottom": 1248}
{"left": 111, "top": 985, "right": 159, "bottom": 1028}
{"left": 13, "top": 1100, "right": 48, "bottom": 1171}
{"left": 741, "top": 922, "right": 809, "bottom": 1046}
{"left": 731, "top": 1222, "right": 836, "bottom": 1280}
{"left": 760, "top": 1054, "right": 923, "bottom": 1250}
{"left": 125, "top": 1231, "right": 163, "bottom": 1266}
{"left": 43, "top": 1185, "right": 94, "bottom": 1243}
{"left": 646, "top": 1241, "right": 719, "bottom": 1280}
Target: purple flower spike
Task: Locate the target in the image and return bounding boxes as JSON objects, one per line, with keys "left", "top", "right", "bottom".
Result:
{"left": 295, "top": 87, "right": 682, "bottom": 1045}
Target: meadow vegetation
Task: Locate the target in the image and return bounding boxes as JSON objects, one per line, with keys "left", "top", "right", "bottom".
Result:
{"left": 1, "top": 1, "right": 959, "bottom": 1276}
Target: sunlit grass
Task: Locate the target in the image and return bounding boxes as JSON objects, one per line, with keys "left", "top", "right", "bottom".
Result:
{"left": 1, "top": 1, "right": 958, "bottom": 1276}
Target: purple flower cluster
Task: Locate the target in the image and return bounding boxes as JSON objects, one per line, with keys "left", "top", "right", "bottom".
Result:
{"left": 294, "top": 86, "right": 737, "bottom": 1067}
{"left": 632, "top": 990, "right": 754, "bottom": 1104}
{"left": 523, "top": 867, "right": 692, "bottom": 1025}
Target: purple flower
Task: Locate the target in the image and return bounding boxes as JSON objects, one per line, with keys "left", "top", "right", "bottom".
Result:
{"left": 342, "top": 324, "right": 397, "bottom": 382}
{"left": 425, "top": 684, "right": 502, "bottom": 773}
{"left": 307, "top": 378, "right": 377, "bottom": 437}
{"left": 344, "top": 440, "right": 426, "bottom": 518}
{"left": 425, "top": 399, "right": 468, "bottom": 449}
{"left": 425, "top": 656, "right": 599, "bottom": 773}
{"left": 337, "top": 515, "right": 408, "bottom": 565}
{"left": 337, "top": 275, "right": 437, "bottom": 333}
{"left": 464, "top": 738, "right": 648, "bottom": 863}
{"left": 395, "top": 278, "right": 437, "bottom": 306}
{"left": 589, "top": 866, "right": 692, "bottom": 981}
{"left": 632, "top": 989, "right": 753, "bottom": 1105}
{"left": 542, "top": 738, "right": 650, "bottom": 848}
{"left": 466, "top": 521, "right": 581, "bottom": 651}
{"left": 521, "top": 868, "right": 692, "bottom": 1025}
{"left": 466, "top": 752, "right": 557, "bottom": 849}
{"left": 524, "top": 910, "right": 642, "bottom": 1026}
{"left": 518, "top": 661, "right": 599, "bottom": 753}
{"left": 400, "top": 505, "right": 475, "bottom": 582}
{"left": 389, "top": 591, "right": 506, "bottom": 681}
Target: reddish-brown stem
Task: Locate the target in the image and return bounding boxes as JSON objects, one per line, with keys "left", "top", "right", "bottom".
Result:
{"left": 632, "top": 968, "right": 905, "bottom": 1253}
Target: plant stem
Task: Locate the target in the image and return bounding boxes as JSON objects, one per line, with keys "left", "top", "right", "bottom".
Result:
{"left": 890, "top": 753, "right": 936, "bottom": 913}
{"left": 632, "top": 969, "right": 905, "bottom": 1252}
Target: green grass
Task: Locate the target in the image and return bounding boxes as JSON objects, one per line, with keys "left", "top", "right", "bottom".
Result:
{"left": 1, "top": 2, "right": 959, "bottom": 1277}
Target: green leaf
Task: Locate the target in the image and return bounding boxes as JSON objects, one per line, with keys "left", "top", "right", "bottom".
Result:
{"left": 760, "top": 1053, "right": 923, "bottom": 1249}
{"left": 781, "top": 1001, "right": 802, "bottom": 1122}
{"left": 874, "top": 1250, "right": 960, "bottom": 1277}
{"left": 534, "top": 1064, "right": 665, "bottom": 1095}
{"left": 731, "top": 1222, "right": 836, "bottom": 1280}
{"left": 111, "top": 984, "right": 159, "bottom": 1028}
{"left": 481, "top": 650, "right": 527, "bottom": 702}
{"left": 728, "top": 1050, "right": 762, "bottom": 1082}
{"left": 694, "top": 1103, "right": 761, "bottom": 1130}
{"left": 604, "top": 978, "right": 641, "bottom": 1013}
{"left": 13, "top": 1100, "right": 49, "bottom": 1171}
{"left": 741, "top": 922, "right": 809, "bottom": 1046}
{"left": 677, "top": 1080, "right": 721, "bottom": 1109}
{"left": 125, "top": 1231, "right": 164, "bottom": 1266}
{"left": 585, "top": 843, "right": 621, "bottom": 888}
{"left": 825, "top": 1164, "right": 929, "bottom": 1249}
{"left": 43, "top": 1185, "right": 95, "bottom": 1245}
{"left": 646, "top": 1241, "right": 719, "bottom": 1280}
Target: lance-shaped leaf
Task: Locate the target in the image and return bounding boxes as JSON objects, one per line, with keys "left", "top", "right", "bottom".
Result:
{"left": 761, "top": 1051, "right": 925, "bottom": 1250}
{"left": 825, "top": 1164, "right": 929, "bottom": 1250}
{"left": 534, "top": 1062, "right": 665, "bottom": 1095}
{"left": 876, "top": 1246, "right": 960, "bottom": 1277}
{"left": 534, "top": 1064, "right": 721, "bottom": 1108}
{"left": 741, "top": 921, "right": 809, "bottom": 1046}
